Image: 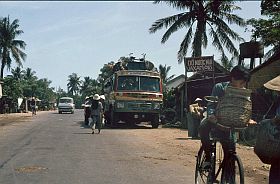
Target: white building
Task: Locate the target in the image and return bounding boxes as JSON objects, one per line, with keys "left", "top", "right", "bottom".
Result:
{"left": 166, "top": 74, "right": 185, "bottom": 90}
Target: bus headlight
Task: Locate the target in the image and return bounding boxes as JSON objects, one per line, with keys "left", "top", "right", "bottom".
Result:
{"left": 154, "top": 103, "right": 160, "bottom": 110}
{"left": 116, "top": 102, "right": 125, "bottom": 109}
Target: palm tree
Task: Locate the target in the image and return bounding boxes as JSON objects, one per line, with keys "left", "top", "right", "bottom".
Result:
{"left": 11, "top": 66, "right": 24, "bottom": 81}
{"left": 80, "top": 77, "right": 91, "bottom": 93}
{"left": 159, "top": 64, "right": 175, "bottom": 85}
{"left": 67, "top": 73, "right": 81, "bottom": 96}
{"left": 23, "top": 67, "right": 37, "bottom": 81}
{"left": 149, "top": 0, "right": 245, "bottom": 63}
{"left": 0, "top": 16, "right": 26, "bottom": 79}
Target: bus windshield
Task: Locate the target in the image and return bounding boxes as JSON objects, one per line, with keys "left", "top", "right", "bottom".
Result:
{"left": 117, "top": 76, "right": 160, "bottom": 92}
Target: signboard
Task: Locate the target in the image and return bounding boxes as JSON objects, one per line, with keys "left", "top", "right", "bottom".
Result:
{"left": 184, "top": 56, "right": 214, "bottom": 72}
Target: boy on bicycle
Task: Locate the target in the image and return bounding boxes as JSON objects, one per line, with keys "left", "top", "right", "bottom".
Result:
{"left": 30, "top": 97, "right": 36, "bottom": 115}
{"left": 199, "top": 65, "right": 255, "bottom": 168}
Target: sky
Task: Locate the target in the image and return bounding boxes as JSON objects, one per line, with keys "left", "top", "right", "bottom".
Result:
{"left": 0, "top": 1, "right": 263, "bottom": 91}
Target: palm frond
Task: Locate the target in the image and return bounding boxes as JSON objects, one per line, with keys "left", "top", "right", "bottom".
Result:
{"left": 14, "top": 30, "right": 24, "bottom": 36}
{"left": 216, "top": 27, "right": 239, "bottom": 56}
{"left": 219, "top": 2, "right": 241, "bottom": 13}
{"left": 153, "top": 0, "right": 194, "bottom": 11}
{"left": 210, "top": 16, "right": 244, "bottom": 42}
{"left": 149, "top": 13, "right": 186, "bottom": 34}
{"left": 177, "top": 25, "right": 194, "bottom": 63}
{"left": 161, "top": 12, "right": 192, "bottom": 43}
{"left": 11, "top": 47, "right": 23, "bottom": 67}
{"left": 208, "top": 23, "right": 225, "bottom": 56}
{"left": 219, "top": 12, "right": 246, "bottom": 27}
{"left": 12, "top": 40, "right": 26, "bottom": 49}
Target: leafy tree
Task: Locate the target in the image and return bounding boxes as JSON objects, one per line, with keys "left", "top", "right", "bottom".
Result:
{"left": 2, "top": 75, "right": 22, "bottom": 99}
{"left": 67, "top": 73, "right": 81, "bottom": 96}
{"left": 149, "top": 0, "right": 245, "bottom": 63}
{"left": 0, "top": 16, "right": 26, "bottom": 79}
{"left": 97, "top": 61, "right": 115, "bottom": 85}
{"left": 247, "top": 0, "right": 280, "bottom": 58}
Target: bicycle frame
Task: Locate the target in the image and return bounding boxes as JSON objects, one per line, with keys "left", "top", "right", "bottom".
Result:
{"left": 211, "top": 127, "right": 243, "bottom": 184}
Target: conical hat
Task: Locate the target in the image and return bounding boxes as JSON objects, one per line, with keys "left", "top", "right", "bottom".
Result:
{"left": 92, "top": 94, "right": 100, "bottom": 100}
{"left": 264, "top": 75, "right": 280, "bottom": 92}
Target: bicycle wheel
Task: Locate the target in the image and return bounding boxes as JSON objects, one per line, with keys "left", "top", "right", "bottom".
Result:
{"left": 195, "top": 147, "right": 213, "bottom": 184}
{"left": 221, "top": 154, "right": 244, "bottom": 184}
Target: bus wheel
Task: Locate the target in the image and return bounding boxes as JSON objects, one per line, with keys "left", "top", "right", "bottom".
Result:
{"left": 151, "top": 114, "right": 159, "bottom": 128}
{"left": 110, "top": 111, "right": 118, "bottom": 128}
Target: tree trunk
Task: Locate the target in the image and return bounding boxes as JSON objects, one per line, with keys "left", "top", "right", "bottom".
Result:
{"left": 0, "top": 63, "right": 4, "bottom": 79}
{"left": 1, "top": 48, "right": 7, "bottom": 79}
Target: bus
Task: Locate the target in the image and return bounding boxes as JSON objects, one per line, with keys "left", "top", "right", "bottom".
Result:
{"left": 103, "top": 60, "right": 163, "bottom": 128}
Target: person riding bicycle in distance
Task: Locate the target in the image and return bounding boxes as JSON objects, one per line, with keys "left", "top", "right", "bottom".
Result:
{"left": 199, "top": 65, "right": 256, "bottom": 168}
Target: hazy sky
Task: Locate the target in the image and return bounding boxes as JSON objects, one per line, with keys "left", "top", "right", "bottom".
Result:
{"left": 0, "top": 1, "right": 262, "bottom": 91}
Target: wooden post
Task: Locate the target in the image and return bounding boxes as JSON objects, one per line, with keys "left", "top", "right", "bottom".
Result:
{"left": 184, "top": 57, "right": 189, "bottom": 129}
{"left": 212, "top": 55, "right": 215, "bottom": 86}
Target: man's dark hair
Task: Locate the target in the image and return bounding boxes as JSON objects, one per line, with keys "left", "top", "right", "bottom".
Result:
{"left": 91, "top": 99, "right": 99, "bottom": 110}
{"left": 230, "top": 65, "right": 250, "bottom": 82}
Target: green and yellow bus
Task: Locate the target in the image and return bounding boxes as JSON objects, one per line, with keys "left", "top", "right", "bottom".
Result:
{"left": 103, "top": 62, "right": 163, "bottom": 128}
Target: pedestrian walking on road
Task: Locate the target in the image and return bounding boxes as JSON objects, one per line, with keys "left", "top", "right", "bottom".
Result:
{"left": 90, "top": 94, "right": 103, "bottom": 134}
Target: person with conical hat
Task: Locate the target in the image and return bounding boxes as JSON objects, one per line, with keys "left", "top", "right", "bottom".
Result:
{"left": 90, "top": 94, "right": 103, "bottom": 134}
{"left": 263, "top": 75, "right": 280, "bottom": 184}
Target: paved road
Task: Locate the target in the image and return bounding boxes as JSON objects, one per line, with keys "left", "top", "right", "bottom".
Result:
{"left": 0, "top": 110, "right": 194, "bottom": 184}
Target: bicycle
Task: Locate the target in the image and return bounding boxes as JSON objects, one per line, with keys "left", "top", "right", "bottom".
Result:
{"left": 195, "top": 96, "right": 245, "bottom": 184}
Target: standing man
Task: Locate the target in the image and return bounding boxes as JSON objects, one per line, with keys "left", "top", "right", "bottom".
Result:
{"left": 90, "top": 94, "right": 103, "bottom": 134}
{"left": 263, "top": 75, "right": 280, "bottom": 184}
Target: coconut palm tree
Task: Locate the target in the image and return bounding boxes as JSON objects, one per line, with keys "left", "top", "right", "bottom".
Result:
{"left": 159, "top": 64, "right": 175, "bottom": 85}
{"left": 0, "top": 16, "right": 26, "bottom": 79}
{"left": 23, "top": 67, "right": 37, "bottom": 81}
{"left": 11, "top": 66, "right": 24, "bottom": 81}
{"left": 67, "top": 73, "right": 81, "bottom": 96}
{"left": 149, "top": 0, "right": 245, "bottom": 63}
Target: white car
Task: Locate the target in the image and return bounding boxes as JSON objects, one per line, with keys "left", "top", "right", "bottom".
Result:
{"left": 58, "top": 97, "right": 75, "bottom": 114}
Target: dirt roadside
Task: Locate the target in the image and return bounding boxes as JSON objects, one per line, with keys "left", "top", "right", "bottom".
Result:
{"left": 0, "top": 112, "right": 32, "bottom": 126}
{"left": 125, "top": 126, "right": 270, "bottom": 184}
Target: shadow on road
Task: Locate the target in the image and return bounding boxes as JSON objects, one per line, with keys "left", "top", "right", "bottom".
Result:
{"left": 73, "top": 132, "right": 93, "bottom": 135}
{"left": 75, "top": 120, "right": 153, "bottom": 130}
{"left": 175, "top": 137, "right": 200, "bottom": 140}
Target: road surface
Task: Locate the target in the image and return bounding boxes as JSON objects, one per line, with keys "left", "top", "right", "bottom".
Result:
{"left": 0, "top": 110, "right": 194, "bottom": 184}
